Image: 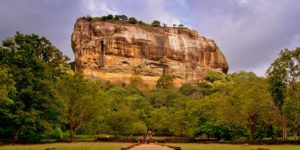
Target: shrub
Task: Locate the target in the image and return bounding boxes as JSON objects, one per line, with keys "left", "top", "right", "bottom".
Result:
{"left": 85, "top": 15, "right": 92, "bottom": 21}
{"left": 156, "top": 75, "right": 174, "bottom": 89}
{"left": 178, "top": 24, "right": 184, "bottom": 27}
{"left": 114, "top": 15, "right": 120, "bottom": 20}
{"left": 107, "top": 14, "right": 113, "bottom": 20}
{"left": 180, "top": 83, "right": 197, "bottom": 95}
{"left": 151, "top": 20, "right": 161, "bottom": 27}
{"left": 204, "top": 71, "right": 226, "bottom": 83}
{"left": 119, "top": 15, "right": 128, "bottom": 21}
{"left": 128, "top": 17, "right": 138, "bottom": 24}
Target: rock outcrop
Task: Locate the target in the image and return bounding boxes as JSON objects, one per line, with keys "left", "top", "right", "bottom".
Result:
{"left": 72, "top": 18, "right": 229, "bottom": 87}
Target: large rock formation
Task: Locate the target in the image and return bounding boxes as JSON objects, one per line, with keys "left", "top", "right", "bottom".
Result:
{"left": 72, "top": 18, "right": 228, "bottom": 87}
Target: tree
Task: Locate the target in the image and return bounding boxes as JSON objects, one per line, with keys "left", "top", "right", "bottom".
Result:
{"left": 198, "top": 72, "right": 274, "bottom": 141}
{"left": 284, "top": 82, "right": 300, "bottom": 140}
{"left": 107, "top": 14, "right": 113, "bottom": 20}
{"left": 114, "top": 15, "right": 120, "bottom": 20}
{"left": 128, "top": 17, "right": 138, "bottom": 24}
{"left": 150, "top": 107, "right": 173, "bottom": 135}
{"left": 156, "top": 75, "right": 174, "bottom": 89}
{"left": 179, "top": 83, "right": 197, "bottom": 96}
{"left": 119, "top": 15, "right": 128, "bottom": 21}
{"left": 0, "top": 32, "right": 68, "bottom": 142}
{"left": 224, "top": 72, "right": 274, "bottom": 141}
{"left": 267, "top": 48, "right": 300, "bottom": 140}
{"left": 55, "top": 74, "right": 104, "bottom": 142}
{"left": 151, "top": 20, "right": 161, "bottom": 27}
{"left": 204, "top": 70, "right": 226, "bottom": 83}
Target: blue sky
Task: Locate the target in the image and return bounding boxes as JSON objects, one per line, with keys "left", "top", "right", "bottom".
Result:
{"left": 1, "top": 0, "right": 300, "bottom": 76}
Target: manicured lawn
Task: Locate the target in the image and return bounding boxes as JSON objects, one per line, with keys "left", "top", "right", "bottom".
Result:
{"left": 1, "top": 142, "right": 300, "bottom": 150}
{"left": 0, "top": 142, "right": 131, "bottom": 150}
{"left": 169, "top": 143, "right": 300, "bottom": 150}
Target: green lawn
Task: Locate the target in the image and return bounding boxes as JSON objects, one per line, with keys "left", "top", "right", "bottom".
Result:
{"left": 0, "top": 142, "right": 131, "bottom": 150}
{"left": 169, "top": 143, "right": 300, "bottom": 150}
{"left": 0, "top": 142, "right": 300, "bottom": 150}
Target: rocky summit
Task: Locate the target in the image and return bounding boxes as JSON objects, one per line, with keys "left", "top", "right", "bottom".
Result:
{"left": 72, "top": 18, "right": 229, "bottom": 87}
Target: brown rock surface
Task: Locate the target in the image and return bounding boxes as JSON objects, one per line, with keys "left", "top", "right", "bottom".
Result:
{"left": 72, "top": 18, "right": 229, "bottom": 87}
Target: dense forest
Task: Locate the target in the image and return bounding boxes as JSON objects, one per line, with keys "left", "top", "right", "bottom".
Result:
{"left": 0, "top": 33, "right": 299, "bottom": 143}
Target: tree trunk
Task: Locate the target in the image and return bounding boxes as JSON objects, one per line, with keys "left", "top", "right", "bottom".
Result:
{"left": 12, "top": 127, "right": 20, "bottom": 143}
{"left": 282, "top": 120, "right": 288, "bottom": 141}
{"left": 269, "top": 125, "right": 275, "bottom": 140}
{"left": 249, "top": 115, "right": 257, "bottom": 141}
{"left": 293, "top": 132, "right": 298, "bottom": 140}
{"left": 69, "top": 125, "right": 75, "bottom": 142}
{"left": 249, "top": 125, "right": 256, "bottom": 141}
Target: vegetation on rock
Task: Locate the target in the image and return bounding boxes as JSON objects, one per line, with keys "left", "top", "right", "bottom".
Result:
{"left": 80, "top": 14, "right": 185, "bottom": 28}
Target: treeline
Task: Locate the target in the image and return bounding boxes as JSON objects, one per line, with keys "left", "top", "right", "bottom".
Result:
{"left": 81, "top": 14, "right": 185, "bottom": 28}
{"left": 0, "top": 33, "right": 300, "bottom": 143}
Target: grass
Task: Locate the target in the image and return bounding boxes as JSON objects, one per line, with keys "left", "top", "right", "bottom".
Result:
{"left": 168, "top": 143, "right": 300, "bottom": 150}
{"left": 0, "top": 142, "right": 131, "bottom": 150}
{"left": 0, "top": 143, "right": 300, "bottom": 150}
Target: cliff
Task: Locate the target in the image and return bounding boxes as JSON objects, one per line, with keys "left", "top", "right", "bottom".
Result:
{"left": 72, "top": 18, "right": 229, "bottom": 87}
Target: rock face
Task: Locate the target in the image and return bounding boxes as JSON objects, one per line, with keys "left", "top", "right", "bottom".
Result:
{"left": 72, "top": 18, "right": 229, "bottom": 87}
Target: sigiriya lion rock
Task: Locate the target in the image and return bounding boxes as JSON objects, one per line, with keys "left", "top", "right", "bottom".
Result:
{"left": 72, "top": 17, "right": 229, "bottom": 87}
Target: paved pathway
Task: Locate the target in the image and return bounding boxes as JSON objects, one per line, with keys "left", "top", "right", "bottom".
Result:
{"left": 129, "top": 144, "right": 173, "bottom": 150}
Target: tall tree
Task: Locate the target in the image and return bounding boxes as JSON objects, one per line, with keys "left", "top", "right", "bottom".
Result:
{"left": 267, "top": 48, "right": 300, "bottom": 140}
{"left": 55, "top": 74, "right": 104, "bottom": 142}
{"left": 0, "top": 32, "right": 69, "bottom": 142}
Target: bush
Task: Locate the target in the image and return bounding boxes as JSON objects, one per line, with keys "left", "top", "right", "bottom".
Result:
{"left": 204, "top": 71, "right": 226, "bottom": 83}
{"left": 151, "top": 20, "right": 161, "bottom": 27}
{"left": 138, "top": 21, "right": 146, "bottom": 25}
{"left": 85, "top": 15, "right": 92, "bottom": 21}
{"left": 128, "top": 122, "right": 147, "bottom": 135}
{"left": 107, "top": 14, "right": 113, "bottom": 20}
{"left": 128, "top": 17, "right": 138, "bottom": 24}
{"left": 42, "top": 127, "right": 63, "bottom": 140}
{"left": 180, "top": 84, "right": 197, "bottom": 95}
{"left": 114, "top": 15, "right": 120, "bottom": 20}
{"left": 119, "top": 15, "right": 128, "bottom": 21}
{"left": 156, "top": 75, "right": 174, "bottom": 89}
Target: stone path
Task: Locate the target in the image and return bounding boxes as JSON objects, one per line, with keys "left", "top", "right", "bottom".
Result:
{"left": 129, "top": 144, "right": 173, "bottom": 150}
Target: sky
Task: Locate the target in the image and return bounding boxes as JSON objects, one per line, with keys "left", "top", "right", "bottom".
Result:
{"left": 0, "top": 0, "right": 300, "bottom": 76}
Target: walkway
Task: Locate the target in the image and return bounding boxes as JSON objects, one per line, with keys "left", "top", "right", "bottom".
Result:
{"left": 129, "top": 144, "right": 173, "bottom": 150}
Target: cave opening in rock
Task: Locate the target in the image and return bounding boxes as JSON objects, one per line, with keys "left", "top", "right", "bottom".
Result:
{"left": 99, "top": 40, "right": 105, "bottom": 68}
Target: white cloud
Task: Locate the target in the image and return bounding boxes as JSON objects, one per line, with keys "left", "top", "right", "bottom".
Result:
{"left": 144, "top": 0, "right": 181, "bottom": 26}
{"left": 82, "top": 0, "right": 118, "bottom": 16}
{"left": 239, "top": 0, "right": 248, "bottom": 4}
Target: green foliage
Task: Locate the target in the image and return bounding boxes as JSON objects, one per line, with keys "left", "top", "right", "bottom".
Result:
{"left": 55, "top": 74, "right": 106, "bottom": 141}
{"left": 156, "top": 75, "right": 174, "bottom": 89}
{"left": 128, "top": 17, "right": 138, "bottom": 24}
{"left": 267, "top": 48, "right": 300, "bottom": 140}
{"left": 193, "top": 121, "right": 232, "bottom": 140}
{"left": 119, "top": 15, "right": 128, "bottom": 21}
{"left": 1, "top": 32, "right": 299, "bottom": 142}
{"left": 85, "top": 15, "right": 92, "bottom": 21}
{"left": 0, "top": 32, "right": 69, "bottom": 142}
{"left": 107, "top": 14, "right": 113, "bottom": 20}
{"left": 204, "top": 70, "right": 226, "bottom": 83}
{"left": 151, "top": 20, "right": 161, "bottom": 27}
{"left": 179, "top": 84, "right": 197, "bottom": 96}
{"left": 0, "top": 67, "right": 15, "bottom": 104}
